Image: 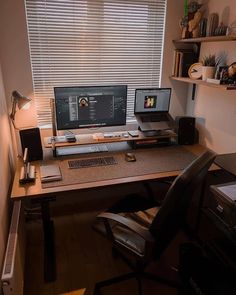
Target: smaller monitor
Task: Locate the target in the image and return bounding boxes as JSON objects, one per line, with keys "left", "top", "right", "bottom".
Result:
{"left": 134, "top": 88, "right": 171, "bottom": 114}
{"left": 54, "top": 85, "right": 127, "bottom": 130}
{"left": 134, "top": 88, "right": 172, "bottom": 133}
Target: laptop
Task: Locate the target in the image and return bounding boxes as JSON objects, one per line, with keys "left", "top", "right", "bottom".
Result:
{"left": 134, "top": 88, "right": 172, "bottom": 132}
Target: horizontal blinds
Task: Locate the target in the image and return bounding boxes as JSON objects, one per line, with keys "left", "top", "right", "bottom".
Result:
{"left": 25, "top": 0, "right": 166, "bottom": 126}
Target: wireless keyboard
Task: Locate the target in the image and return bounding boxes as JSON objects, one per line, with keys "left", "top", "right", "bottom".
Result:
{"left": 68, "top": 156, "right": 117, "bottom": 169}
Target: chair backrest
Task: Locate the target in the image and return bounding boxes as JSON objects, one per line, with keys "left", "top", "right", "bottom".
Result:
{"left": 149, "top": 150, "right": 216, "bottom": 257}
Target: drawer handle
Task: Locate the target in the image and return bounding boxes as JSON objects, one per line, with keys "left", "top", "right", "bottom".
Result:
{"left": 216, "top": 204, "right": 224, "bottom": 213}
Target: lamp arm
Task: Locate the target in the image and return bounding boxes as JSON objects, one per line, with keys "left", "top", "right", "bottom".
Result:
{"left": 10, "top": 98, "right": 17, "bottom": 121}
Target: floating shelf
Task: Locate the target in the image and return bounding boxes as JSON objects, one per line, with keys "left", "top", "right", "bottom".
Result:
{"left": 173, "top": 35, "right": 236, "bottom": 43}
{"left": 170, "top": 76, "right": 236, "bottom": 90}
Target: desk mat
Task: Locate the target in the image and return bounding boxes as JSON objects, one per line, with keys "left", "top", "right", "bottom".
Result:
{"left": 42, "top": 146, "right": 196, "bottom": 189}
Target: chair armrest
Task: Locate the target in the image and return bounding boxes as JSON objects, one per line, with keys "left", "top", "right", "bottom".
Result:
{"left": 97, "top": 212, "right": 154, "bottom": 242}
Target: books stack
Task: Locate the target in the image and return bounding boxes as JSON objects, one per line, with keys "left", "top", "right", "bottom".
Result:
{"left": 172, "top": 49, "right": 198, "bottom": 77}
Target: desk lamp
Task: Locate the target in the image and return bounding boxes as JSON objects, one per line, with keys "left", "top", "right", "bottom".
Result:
{"left": 9, "top": 90, "right": 31, "bottom": 128}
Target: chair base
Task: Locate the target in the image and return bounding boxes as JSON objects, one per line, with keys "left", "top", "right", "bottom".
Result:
{"left": 93, "top": 271, "right": 179, "bottom": 295}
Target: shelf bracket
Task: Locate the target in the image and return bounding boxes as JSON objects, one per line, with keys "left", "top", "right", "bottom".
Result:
{"left": 192, "top": 84, "right": 196, "bottom": 100}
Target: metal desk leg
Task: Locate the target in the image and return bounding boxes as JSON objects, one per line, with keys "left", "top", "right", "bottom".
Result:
{"left": 41, "top": 200, "right": 56, "bottom": 282}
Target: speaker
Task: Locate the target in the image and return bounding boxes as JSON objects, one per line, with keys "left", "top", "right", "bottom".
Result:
{"left": 19, "top": 128, "right": 43, "bottom": 161}
{"left": 176, "top": 116, "right": 196, "bottom": 145}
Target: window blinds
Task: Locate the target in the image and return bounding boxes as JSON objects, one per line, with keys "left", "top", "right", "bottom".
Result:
{"left": 25, "top": 0, "right": 166, "bottom": 126}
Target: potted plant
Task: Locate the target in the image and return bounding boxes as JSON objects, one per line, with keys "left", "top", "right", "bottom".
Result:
{"left": 201, "top": 54, "right": 217, "bottom": 81}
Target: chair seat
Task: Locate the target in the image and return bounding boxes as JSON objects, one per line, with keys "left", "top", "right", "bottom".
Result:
{"left": 123, "top": 207, "right": 160, "bottom": 228}
{"left": 112, "top": 207, "right": 159, "bottom": 256}
{"left": 113, "top": 225, "right": 146, "bottom": 255}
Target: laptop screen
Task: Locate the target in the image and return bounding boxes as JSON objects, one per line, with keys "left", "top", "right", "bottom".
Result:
{"left": 134, "top": 88, "right": 171, "bottom": 114}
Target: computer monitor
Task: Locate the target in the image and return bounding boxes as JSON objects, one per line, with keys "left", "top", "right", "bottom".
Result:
{"left": 54, "top": 85, "right": 127, "bottom": 130}
{"left": 134, "top": 88, "right": 172, "bottom": 134}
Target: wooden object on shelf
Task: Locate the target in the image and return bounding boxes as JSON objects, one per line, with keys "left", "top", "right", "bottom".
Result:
{"left": 173, "top": 35, "right": 236, "bottom": 43}
{"left": 170, "top": 76, "right": 236, "bottom": 90}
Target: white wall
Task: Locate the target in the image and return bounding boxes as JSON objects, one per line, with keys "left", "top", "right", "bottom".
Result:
{"left": 1, "top": 0, "right": 236, "bottom": 154}
{"left": 161, "top": 0, "right": 189, "bottom": 119}
{"left": 186, "top": 0, "right": 236, "bottom": 153}
{"left": 0, "top": 63, "right": 15, "bottom": 295}
{"left": 0, "top": 0, "right": 37, "bottom": 129}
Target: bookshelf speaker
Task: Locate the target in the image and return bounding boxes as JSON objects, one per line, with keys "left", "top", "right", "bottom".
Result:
{"left": 19, "top": 127, "right": 43, "bottom": 161}
{"left": 176, "top": 116, "right": 196, "bottom": 145}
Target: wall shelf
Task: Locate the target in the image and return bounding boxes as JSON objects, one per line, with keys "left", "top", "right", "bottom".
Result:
{"left": 170, "top": 76, "right": 236, "bottom": 90}
{"left": 173, "top": 35, "right": 236, "bottom": 43}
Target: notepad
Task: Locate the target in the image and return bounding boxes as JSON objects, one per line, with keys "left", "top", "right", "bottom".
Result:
{"left": 217, "top": 183, "right": 236, "bottom": 201}
{"left": 40, "top": 164, "right": 62, "bottom": 183}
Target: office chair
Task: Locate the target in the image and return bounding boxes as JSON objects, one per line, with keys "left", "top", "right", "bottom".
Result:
{"left": 93, "top": 150, "right": 216, "bottom": 295}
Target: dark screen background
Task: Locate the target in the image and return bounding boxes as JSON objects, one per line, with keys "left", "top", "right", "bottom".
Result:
{"left": 54, "top": 85, "right": 127, "bottom": 130}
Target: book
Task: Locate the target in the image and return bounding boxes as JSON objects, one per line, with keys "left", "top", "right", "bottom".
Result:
{"left": 172, "top": 49, "right": 198, "bottom": 77}
{"left": 40, "top": 164, "right": 62, "bottom": 183}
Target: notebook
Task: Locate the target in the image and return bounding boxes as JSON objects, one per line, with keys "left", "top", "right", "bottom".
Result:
{"left": 134, "top": 88, "right": 172, "bottom": 131}
{"left": 40, "top": 164, "right": 62, "bottom": 183}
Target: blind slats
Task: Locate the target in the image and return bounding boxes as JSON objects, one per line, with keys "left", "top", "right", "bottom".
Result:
{"left": 25, "top": 0, "right": 166, "bottom": 126}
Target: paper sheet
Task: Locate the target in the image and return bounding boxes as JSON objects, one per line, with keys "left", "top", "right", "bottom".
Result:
{"left": 217, "top": 184, "right": 236, "bottom": 201}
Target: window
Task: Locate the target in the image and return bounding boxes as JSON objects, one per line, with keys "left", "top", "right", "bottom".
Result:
{"left": 25, "top": 0, "right": 167, "bottom": 126}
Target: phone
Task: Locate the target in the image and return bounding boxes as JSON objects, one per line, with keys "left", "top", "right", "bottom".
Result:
{"left": 128, "top": 130, "right": 139, "bottom": 137}
{"left": 65, "top": 134, "right": 76, "bottom": 142}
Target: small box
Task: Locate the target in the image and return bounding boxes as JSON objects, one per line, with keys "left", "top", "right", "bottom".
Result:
{"left": 210, "top": 182, "right": 236, "bottom": 227}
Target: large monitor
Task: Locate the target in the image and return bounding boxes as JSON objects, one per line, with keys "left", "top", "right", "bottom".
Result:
{"left": 54, "top": 85, "right": 127, "bottom": 130}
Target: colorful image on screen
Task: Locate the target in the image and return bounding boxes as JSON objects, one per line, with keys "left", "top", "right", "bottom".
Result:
{"left": 144, "top": 96, "right": 157, "bottom": 109}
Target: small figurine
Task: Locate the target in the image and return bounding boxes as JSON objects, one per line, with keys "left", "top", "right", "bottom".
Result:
{"left": 188, "top": 9, "right": 202, "bottom": 38}
{"left": 179, "top": 1, "right": 203, "bottom": 39}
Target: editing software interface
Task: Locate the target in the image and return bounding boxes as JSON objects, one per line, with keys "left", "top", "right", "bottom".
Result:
{"left": 134, "top": 88, "right": 171, "bottom": 114}
{"left": 54, "top": 85, "right": 127, "bottom": 130}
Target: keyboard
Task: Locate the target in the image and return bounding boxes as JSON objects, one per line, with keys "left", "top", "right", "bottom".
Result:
{"left": 56, "top": 144, "right": 108, "bottom": 156}
{"left": 68, "top": 156, "right": 117, "bottom": 169}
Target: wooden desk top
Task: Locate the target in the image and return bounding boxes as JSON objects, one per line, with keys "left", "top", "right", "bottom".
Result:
{"left": 11, "top": 144, "right": 208, "bottom": 200}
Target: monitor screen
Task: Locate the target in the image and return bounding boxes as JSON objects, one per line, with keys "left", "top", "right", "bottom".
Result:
{"left": 54, "top": 85, "right": 127, "bottom": 130}
{"left": 134, "top": 88, "right": 171, "bottom": 114}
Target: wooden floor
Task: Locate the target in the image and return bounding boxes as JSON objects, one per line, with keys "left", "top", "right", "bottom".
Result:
{"left": 24, "top": 210, "right": 180, "bottom": 295}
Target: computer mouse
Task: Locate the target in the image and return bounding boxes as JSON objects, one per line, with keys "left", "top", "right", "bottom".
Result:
{"left": 125, "top": 152, "right": 136, "bottom": 162}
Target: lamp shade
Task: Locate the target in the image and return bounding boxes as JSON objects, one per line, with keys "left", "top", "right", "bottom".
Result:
{"left": 10, "top": 90, "right": 32, "bottom": 126}
{"left": 12, "top": 90, "right": 31, "bottom": 109}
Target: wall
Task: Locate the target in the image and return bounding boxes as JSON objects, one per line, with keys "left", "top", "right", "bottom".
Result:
{"left": 161, "top": 0, "right": 189, "bottom": 119}
{"left": 1, "top": 0, "right": 236, "bottom": 155}
{"left": 0, "top": 0, "right": 37, "bottom": 130}
{"left": 186, "top": 0, "right": 236, "bottom": 153}
{"left": 0, "top": 63, "right": 15, "bottom": 294}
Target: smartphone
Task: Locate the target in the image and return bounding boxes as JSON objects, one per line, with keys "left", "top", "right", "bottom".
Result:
{"left": 65, "top": 134, "right": 76, "bottom": 142}
{"left": 128, "top": 130, "right": 139, "bottom": 137}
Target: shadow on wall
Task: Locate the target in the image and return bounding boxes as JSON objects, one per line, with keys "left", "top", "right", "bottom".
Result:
{"left": 195, "top": 117, "right": 213, "bottom": 146}
{"left": 221, "top": 6, "right": 230, "bottom": 27}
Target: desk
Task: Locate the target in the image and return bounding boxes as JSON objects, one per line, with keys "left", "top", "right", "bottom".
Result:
{"left": 10, "top": 143, "right": 208, "bottom": 282}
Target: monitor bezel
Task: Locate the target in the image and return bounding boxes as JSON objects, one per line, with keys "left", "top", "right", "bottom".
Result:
{"left": 54, "top": 85, "right": 127, "bottom": 130}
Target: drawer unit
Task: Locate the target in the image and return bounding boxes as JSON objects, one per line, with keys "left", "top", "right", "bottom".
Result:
{"left": 210, "top": 182, "right": 236, "bottom": 228}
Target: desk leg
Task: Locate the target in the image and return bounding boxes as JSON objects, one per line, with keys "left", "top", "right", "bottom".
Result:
{"left": 41, "top": 200, "right": 56, "bottom": 282}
